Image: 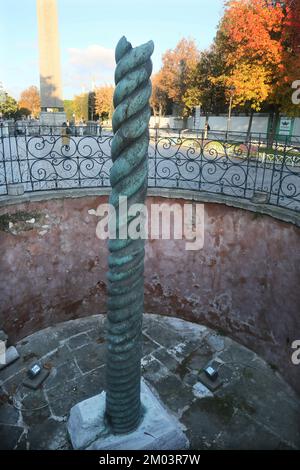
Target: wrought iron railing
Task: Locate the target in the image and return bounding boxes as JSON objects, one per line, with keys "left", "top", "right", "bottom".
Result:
{"left": 0, "top": 125, "right": 299, "bottom": 212}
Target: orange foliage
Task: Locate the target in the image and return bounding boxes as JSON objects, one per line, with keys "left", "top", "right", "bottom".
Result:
{"left": 220, "top": 0, "right": 300, "bottom": 113}
{"left": 223, "top": 0, "right": 284, "bottom": 67}
{"left": 19, "top": 86, "right": 40, "bottom": 117}
{"left": 151, "top": 71, "right": 168, "bottom": 116}
{"left": 95, "top": 85, "right": 114, "bottom": 119}
{"left": 158, "top": 38, "right": 200, "bottom": 112}
{"left": 276, "top": 0, "right": 300, "bottom": 113}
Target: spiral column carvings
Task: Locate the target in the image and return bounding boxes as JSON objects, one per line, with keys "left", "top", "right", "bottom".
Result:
{"left": 105, "top": 36, "right": 154, "bottom": 434}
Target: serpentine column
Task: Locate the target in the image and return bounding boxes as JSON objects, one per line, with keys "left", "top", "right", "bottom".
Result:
{"left": 105, "top": 37, "right": 154, "bottom": 434}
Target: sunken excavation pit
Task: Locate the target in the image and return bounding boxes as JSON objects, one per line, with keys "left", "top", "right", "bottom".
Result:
{"left": 0, "top": 190, "right": 299, "bottom": 450}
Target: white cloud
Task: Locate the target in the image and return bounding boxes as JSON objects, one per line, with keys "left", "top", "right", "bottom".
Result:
{"left": 63, "top": 44, "right": 115, "bottom": 97}
{"left": 68, "top": 44, "right": 115, "bottom": 70}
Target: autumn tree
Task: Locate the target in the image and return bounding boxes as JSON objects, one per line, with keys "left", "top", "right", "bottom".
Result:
{"left": 274, "top": 0, "right": 300, "bottom": 116}
{"left": 186, "top": 43, "right": 227, "bottom": 119}
{"left": 19, "top": 86, "right": 40, "bottom": 117}
{"left": 220, "top": 0, "right": 283, "bottom": 105}
{"left": 150, "top": 72, "right": 170, "bottom": 117}
{"left": 217, "top": 0, "right": 300, "bottom": 137}
{"left": 158, "top": 38, "right": 200, "bottom": 117}
{"left": 95, "top": 85, "right": 114, "bottom": 121}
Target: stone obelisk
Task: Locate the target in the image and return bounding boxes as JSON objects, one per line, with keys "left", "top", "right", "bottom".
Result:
{"left": 36, "top": 0, "right": 66, "bottom": 126}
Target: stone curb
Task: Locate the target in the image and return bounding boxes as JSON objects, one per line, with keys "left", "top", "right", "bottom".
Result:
{"left": 0, "top": 187, "right": 299, "bottom": 227}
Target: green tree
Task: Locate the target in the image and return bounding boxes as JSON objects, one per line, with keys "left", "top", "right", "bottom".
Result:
{"left": 16, "top": 107, "right": 31, "bottom": 119}
{"left": 73, "top": 92, "right": 89, "bottom": 122}
{"left": 0, "top": 93, "right": 19, "bottom": 119}
{"left": 185, "top": 44, "right": 227, "bottom": 118}
{"left": 63, "top": 99, "right": 76, "bottom": 122}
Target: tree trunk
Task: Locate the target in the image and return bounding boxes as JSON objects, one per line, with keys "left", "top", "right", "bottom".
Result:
{"left": 267, "top": 107, "right": 280, "bottom": 148}
{"left": 158, "top": 104, "right": 163, "bottom": 128}
{"left": 246, "top": 109, "right": 254, "bottom": 143}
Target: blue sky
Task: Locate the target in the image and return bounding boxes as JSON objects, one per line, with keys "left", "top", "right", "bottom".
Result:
{"left": 0, "top": 0, "right": 224, "bottom": 100}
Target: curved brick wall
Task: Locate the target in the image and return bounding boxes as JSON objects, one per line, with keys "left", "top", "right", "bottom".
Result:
{"left": 0, "top": 193, "right": 299, "bottom": 393}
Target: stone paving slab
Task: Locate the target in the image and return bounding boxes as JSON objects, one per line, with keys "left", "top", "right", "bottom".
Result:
{"left": 0, "top": 313, "right": 299, "bottom": 450}
{"left": 27, "top": 419, "right": 70, "bottom": 450}
{"left": 44, "top": 361, "right": 81, "bottom": 391}
{"left": 144, "top": 323, "right": 186, "bottom": 349}
{"left": 45, "top": 367, "right": 106, "bottom": 417}
{"left": 73, "top": 343, "right": 106, "bottom": 374}
{"left": 216, "top": 411, "right": 286, "bottom": 450}
{"left": 0, "top": 424, "right": 24, "bottom": 450}
{"left": 142, "top": 334, "right": 160, "bottom": 356}
{"left": 67, "top": 333, "right": 90, "bottom": 350}
{"left": 152, "top": 348, "right": 180, "bottom": 372}
{"left": 0, "top": 403, "right": 19, "bottom": 425}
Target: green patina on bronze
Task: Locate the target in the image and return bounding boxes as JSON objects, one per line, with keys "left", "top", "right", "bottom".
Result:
{"left": 105, "top": 36, "right": 154, "bottom": 434}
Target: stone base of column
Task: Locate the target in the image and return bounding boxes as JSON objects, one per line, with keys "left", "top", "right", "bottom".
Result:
{"left": 39, "top": 111, "right": 67, "bottom": 128}
{"left": 67, "top": 380, "right": 189, "bottom": 450}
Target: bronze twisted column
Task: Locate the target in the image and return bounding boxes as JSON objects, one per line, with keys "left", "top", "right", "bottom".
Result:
{"left": 105, "top": 36, "right": 154, "bottom": 434}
